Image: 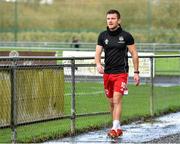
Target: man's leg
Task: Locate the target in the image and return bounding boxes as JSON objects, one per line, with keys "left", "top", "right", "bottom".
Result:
{"left": 112, "top": 92, "right": 123, "bottom": 136}
{"left": 107, "top": 92, "right": 123, "bottom": 137}
{"left": 112, "top": 74, "right": 127, "bottom": 129}
{"left": 113, "top": 92, "right": 123, "bottom": 121}
{"left": 107, "top": 93, "right": 122, "bottom": 124}
{"left": 108, "top": 98, "right": 113, "bottom": 114}
{"left": 107, "top": 74, "right": 127, "bottom": 137}
{"left": 107, "top": 98, "right": 117, "bottom": 138}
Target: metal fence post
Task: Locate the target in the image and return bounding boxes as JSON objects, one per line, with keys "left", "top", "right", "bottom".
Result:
{"left": 70, "top": 58, "right": 76, "bottom": 135}
{"left": 150, "top": 57, "right": 154, "bottom": 116}
{"left": 10, "top": 58, "right": 17, "bottom": 143}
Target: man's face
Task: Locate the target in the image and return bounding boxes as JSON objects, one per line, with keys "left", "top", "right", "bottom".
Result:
{"left": 106, "top": 13, "right": 120, "bottom": 30}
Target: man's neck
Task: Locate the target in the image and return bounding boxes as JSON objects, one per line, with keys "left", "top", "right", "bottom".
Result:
{"left": 109, "top": 25, "right": 120, "bottom": 31}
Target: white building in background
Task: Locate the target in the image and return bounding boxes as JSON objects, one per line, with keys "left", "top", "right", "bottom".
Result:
{"left": 40, "top": 0, "right": 54, "bottom": 5}
{"left": 5, "top": 0, "right": 16, "bottom": 2}
{"left": 5, "top": 0, "right": 54, "bottom": 5}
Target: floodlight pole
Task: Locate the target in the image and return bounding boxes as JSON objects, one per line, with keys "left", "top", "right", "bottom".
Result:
{"left": 147, "top": 0, "right": 152, "bottom": 42}
{"left": 14, "top": 0, "right": 18, "bottom": 42}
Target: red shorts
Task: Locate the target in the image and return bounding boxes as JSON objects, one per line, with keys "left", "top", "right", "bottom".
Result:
{"left": 103, "top": 73, "right": 128, "bottom": 98}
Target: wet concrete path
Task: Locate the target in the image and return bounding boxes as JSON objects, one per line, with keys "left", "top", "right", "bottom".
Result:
{"left": 46, "top": 112, "right": 180, "bottom": 143}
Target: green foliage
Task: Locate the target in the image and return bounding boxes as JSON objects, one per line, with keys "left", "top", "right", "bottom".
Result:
{"left": 0, "top": 0, "right": 179, "bottom": 42}
{"left": 0, "top": 32, "right": 99, "bottom": 42}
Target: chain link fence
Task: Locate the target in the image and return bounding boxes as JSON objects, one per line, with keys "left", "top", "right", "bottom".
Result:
{"left": 0, "top": 55, "right": 180, "bottom": 143}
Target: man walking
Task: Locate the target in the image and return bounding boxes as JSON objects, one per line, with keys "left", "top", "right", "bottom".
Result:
{"left": 95, "top": 9, "right": 140, "bottom": 138}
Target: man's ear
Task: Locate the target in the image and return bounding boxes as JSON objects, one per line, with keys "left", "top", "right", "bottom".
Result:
{"left": 118, "top": 19, "right": 121, "bottom": 25}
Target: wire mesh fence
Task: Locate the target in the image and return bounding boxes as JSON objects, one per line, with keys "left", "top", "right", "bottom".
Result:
{"left": 0, "top": 55, "right": 180, "bottom": 143}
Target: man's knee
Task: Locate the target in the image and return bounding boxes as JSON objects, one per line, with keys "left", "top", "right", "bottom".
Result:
{"left": 108, "top": 99, "right": 114, "bottom": 108}
{"left": 112, "top": 100, "right": 120, "bottom": 105}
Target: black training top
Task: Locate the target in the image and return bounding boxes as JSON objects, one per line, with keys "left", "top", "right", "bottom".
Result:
{"left": 97, "top": 26, "right": 134, "bottom": 74}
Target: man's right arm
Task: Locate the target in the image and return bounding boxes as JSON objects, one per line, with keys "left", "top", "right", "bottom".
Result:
{"left": 95, "top": 45, "right": 104, "bottom": 74}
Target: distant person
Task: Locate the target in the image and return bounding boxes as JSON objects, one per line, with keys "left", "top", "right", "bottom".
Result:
{"left": 71, "top": 36, "right": 80, "bottom": 49}
{"left": 95, "top": 9, "right": 140, "bottom": 138}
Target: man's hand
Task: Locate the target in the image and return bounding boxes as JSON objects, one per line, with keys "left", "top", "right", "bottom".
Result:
{"left": 96, "top": 64, "right": 104, "bottom": 74}
{"left": 134, "top": 73, "right": 140, "bottom": 86}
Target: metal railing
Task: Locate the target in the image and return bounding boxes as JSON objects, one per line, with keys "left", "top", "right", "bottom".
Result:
{"left": 0, "top": 42, "right": 180, "bottom": 52}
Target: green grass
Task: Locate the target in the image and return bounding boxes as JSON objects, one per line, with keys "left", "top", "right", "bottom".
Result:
{"left": 154, "top": 52, "right": 180, "bottom": 76}
{"left": 0, "top": 83, "right": 180, "bottom": 143}
{"left": 155, "top": 57, "right": 180, "bottom": 75}
{"left": 154, "top": 86, "right": 180, "bottom": 112}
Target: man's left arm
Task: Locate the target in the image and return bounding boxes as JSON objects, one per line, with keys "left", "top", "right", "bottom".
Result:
{"left": 128, "top": 44, "right": 140, "bottom": 86}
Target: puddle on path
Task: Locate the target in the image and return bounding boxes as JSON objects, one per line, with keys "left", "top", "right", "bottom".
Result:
{"left": 45, "top": 112, "right": 180, "bottom": 143}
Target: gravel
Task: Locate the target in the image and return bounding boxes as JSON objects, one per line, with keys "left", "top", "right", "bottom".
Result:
{"left": 148, "top": 133, "right": 180, "bottom": 143}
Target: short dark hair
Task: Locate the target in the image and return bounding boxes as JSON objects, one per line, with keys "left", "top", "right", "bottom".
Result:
{"left": 106, "top": 9, "right": 121, "bottom": 19}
